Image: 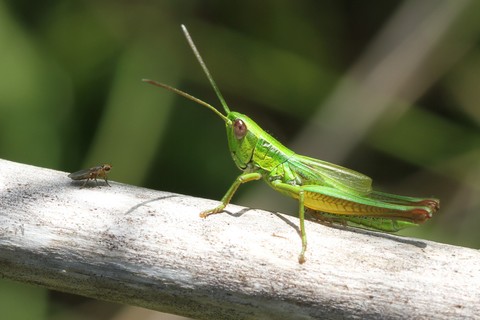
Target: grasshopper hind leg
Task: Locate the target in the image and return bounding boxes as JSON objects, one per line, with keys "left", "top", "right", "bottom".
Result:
{"left": 297, "top": 189, "right": 307, "bottom": 264}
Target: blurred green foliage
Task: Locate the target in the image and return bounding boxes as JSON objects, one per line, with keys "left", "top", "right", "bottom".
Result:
{"left": 1, "top": 1, "right": 479, "bottom": 319}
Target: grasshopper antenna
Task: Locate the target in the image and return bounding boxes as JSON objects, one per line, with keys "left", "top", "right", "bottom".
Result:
{"left": 181, "top": 24, "right": 231, "bottom": 114}
{"left": 142, "top": 79, "right": 230, "bottom": 123}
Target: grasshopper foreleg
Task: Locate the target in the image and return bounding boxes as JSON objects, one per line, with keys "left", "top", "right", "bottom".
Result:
{"left": 200, "top": 172, "right": 262, "bottom": 218}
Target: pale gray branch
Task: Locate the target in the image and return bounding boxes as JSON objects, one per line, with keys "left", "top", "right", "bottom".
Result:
{"left": 0, "top": 159, "right": 479, "bottom": 319}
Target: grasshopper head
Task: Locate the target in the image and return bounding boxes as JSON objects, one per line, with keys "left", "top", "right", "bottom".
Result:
{"left": 144, "top": 26, "right": 263, "bottom": 172}
{"left": 226, "top": 112, "right": 261, "bottom": 170}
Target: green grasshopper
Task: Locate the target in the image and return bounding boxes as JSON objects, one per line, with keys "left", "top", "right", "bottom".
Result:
{"left": 144, "top": 25, "right": 440, "bottom": 263}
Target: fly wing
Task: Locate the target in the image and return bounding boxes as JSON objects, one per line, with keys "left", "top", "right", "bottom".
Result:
{"left": 68, "top": 166, "right": 101, "bottom": 180}
{"left": 292, "top": 154, "right": 373, "bottom": 196}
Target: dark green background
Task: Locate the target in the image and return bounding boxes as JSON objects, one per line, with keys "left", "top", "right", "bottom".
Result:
{"left": 1, "top": 1, "right": 479, "bottom": 319}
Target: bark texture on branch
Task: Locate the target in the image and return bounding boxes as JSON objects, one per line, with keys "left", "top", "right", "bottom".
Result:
{"left": 0, "top": 159, "right": 479, "bottom": 319}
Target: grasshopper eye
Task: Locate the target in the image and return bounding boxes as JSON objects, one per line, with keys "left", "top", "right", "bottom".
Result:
{"left": 233, "top": 119, "right": 247, "bottom": 139}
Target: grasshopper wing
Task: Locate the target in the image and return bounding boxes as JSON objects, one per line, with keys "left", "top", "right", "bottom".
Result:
{"left": 293, "top": 154, "right": 373, "bottom": 196}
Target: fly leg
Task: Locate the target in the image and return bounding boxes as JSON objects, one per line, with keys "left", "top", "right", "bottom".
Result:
{"left": 81, "top": 177, "right": 91, "bottom": 188}
{"left": 103, "top": 175, "right": 111, "bottom": 187}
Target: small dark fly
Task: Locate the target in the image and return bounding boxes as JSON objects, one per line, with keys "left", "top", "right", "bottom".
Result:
{"left": 68, "top": 164, "right": 112, "bottom": 188}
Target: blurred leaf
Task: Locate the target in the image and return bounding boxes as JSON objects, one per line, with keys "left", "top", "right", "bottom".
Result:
{"left": 0, "top": 280, "right": 47, "bottom": 320}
